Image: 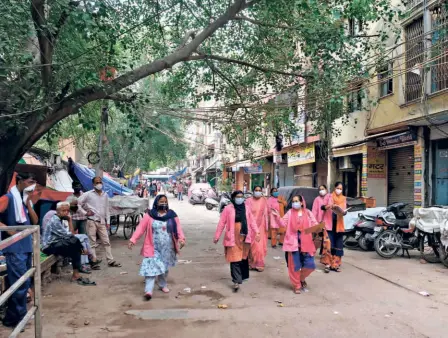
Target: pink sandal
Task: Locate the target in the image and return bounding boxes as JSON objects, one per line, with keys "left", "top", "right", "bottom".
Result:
{"left": 160, "top": 287, "right": 170, "bottom": 293}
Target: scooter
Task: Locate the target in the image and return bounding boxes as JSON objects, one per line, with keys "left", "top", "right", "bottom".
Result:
{"left": 354, "top": 213, "right": 378, "bottom": 250}
{"left": 205, "top": 195, "right": 220, "bottom": 210}
{"left": 219, "top": 192, "right": 231, "bottom": 213}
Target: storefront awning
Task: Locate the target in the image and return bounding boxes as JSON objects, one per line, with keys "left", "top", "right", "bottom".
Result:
{"left": 332, "top": 143, "right": 366, "bottom": 158}
{"left": 192, "top": 166, "right": 203, "bottom": 174}
{"left": 204, "top": 159, "right": 219, "bottom": 171}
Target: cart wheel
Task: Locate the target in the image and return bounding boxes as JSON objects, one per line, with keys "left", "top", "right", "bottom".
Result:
{"left": 109, "top": 216, "right": 120, "bottom": 236}
{"left": 123, "top": 215, "right": 134, "bottom": 239}
{"left": 134, "top": 214, "right": 142, "bottom": 228}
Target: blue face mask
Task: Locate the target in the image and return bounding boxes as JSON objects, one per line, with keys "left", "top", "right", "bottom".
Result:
{"left": 272, "top": 192, "right": 279, "bottom": 198}
{"left": 292, "top": 202, "right": 302, "bottom": 210}
{"left": 234, "top": 197, "right": 245, "bottom": 205}
{"left": 254, "top": 191, "right": 263, "bottom": 198}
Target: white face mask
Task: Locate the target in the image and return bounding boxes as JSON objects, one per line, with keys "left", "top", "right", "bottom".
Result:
{"left": 234, "top": 197, "right": 245, "bottom": 205}
{"left": 335, "top": 188, "right": 342, "bottom": 195}
{"left": 292, "top": 202, "right": 302, "bottom": 210}
{"left": 319, "top": 189, "right": 326, "bottom": 196}
{"left": 254, "top": 191, "right": 263, "bottom": 198}
{"left": 24, "top": 183, "right": 36, "bottom": 192}
{"left": 95, "top": 184, "right": 103, "bottom": 191}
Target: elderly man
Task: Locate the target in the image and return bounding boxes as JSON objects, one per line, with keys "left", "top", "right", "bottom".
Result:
{"left": 0, "top": 173, "right": 39, "bottom": 329}
{"left": 65, "top": 195, "right": 101, "bottom": 270}
{"left": 42, "top": 202, "right": 96, "bottom": 286}
{"left": 78, "top": 176, "right": 121, "bottom": 267}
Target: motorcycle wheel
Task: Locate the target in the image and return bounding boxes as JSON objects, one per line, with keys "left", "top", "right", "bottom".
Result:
{"left": 358, "top": 235, "right": 373, "bottom": 251}
{"left": 439, "top": 243, "right": 448, "bottom": 268}
{"left": 374, "top": 230, "right": 400, "bottom": 259}
{"left": 419, "top": 233, "right": 440, "bottom": 264}
{"left": 343, "top": 234, "right": 359, "bottom": 249}
{"left": 205, "top": 203, "right": 214, "bottom": 210}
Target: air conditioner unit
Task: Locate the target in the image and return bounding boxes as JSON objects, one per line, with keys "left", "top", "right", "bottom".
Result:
{"left": 338, "top": 156, "right": 355, "bottom": 171}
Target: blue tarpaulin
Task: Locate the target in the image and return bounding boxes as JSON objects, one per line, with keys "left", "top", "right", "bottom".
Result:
{"left": 73, "top": 163, "right": 132, "bottom": 197}
{"left": 170, "top": 167, "right": 187, "bottom": 179}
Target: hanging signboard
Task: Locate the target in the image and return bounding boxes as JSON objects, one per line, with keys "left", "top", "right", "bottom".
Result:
{"left": 287, "top": 143, "right": 315, "bottom": 167}
{"left": 367, "top": 147, "right": 386, "bottom": 179}
{"left": 377, "top": 130, "right": 417, "bottom": 150}
{"left": 243, "top": 164, "right": 263, "bottom": 174}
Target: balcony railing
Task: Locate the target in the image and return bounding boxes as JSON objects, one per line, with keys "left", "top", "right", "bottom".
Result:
{"left": 406, "top": 0, "right": 423, "bottom": 11}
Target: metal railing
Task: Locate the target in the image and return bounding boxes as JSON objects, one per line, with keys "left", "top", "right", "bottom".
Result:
{"left": 0, "top": 226, "right": 42, "bottom": 338}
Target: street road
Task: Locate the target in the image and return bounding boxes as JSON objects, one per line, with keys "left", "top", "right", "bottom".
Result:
{"left": 12, "top": 196, "right": 448, "bottom": 337}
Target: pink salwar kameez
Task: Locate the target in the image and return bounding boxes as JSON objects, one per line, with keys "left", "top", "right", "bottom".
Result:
{"left": 246, "top": 197, "right": 268, "bottom": 271}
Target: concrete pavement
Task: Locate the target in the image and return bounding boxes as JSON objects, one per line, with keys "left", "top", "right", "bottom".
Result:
{"left": 13, "top": 195, "right": 448, "bottom": 337}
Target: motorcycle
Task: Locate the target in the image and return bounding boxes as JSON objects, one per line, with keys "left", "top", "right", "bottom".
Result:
{"left": 374, "top": 205, "right": 441, "bottom": 262}
{"left": 219, "top": 192, "right": 231, "bottom": 213}
{"left": 343, "top": 207, "right": 386, "bottom": 250}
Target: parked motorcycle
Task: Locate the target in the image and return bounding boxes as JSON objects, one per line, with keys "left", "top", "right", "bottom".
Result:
{"left": 343, "top": 207, "right": 386, "bottom": 250}
{"left": 374, "top": 205, "right": 441, "bottom": 262}
{"left": 219, "top": 192, "right": 231, "bottom": 213}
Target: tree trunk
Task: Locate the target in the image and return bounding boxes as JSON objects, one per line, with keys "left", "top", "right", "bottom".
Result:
{"left": 0, "top": 133, "right": 29, "bottom": 194}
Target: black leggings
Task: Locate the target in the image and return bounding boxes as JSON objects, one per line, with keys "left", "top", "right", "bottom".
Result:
{"left": 230, "top": 259, "right": 249, "bottom": 284}
{"left": 43, "top": 239, "right": 82, "bottom": 270}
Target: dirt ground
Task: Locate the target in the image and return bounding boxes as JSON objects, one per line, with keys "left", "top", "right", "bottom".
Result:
{"left": 2, "top": 195, "right": 448, "bottom": 338}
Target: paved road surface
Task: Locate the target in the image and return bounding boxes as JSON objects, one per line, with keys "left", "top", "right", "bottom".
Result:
{"left": 6, "top": 195, "right": 448, "bottom": 337}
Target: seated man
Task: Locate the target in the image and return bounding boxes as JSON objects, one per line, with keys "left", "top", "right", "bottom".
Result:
{"left": 65, "top": 196, "right": 101, "bottom": 270}
{"left": 41, "top": 202, "right": 96, "bottom": 286}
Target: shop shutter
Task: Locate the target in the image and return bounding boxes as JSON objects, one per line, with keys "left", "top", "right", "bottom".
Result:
{"left": 279, "top": 164, "right": 295, "bottom": 187}
{"left": 296, "top": 163, "right": 314, "bottom": 187}
{"left": 388, "top": 146, "right": 414, "bottom": 211}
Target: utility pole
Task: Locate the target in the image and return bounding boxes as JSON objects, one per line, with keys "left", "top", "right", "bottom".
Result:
{"left": 95, "top": 105, "right": 108, "bottom": 178}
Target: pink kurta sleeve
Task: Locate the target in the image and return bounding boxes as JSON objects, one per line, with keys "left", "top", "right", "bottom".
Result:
{"left": 312, "top": 197, "right": 320, "bottom": 221}
{"left": 281, "top": 211, "right": 290, "bottom": 229}
{"left": 307, "top": 209, "right": 318, "bottom": 226}
{"left": 130, "top": 213, "right": 150, "bottom": 244}
{"left": 175, "top": 217, "right": 185, "bottom": 242}
{"left": 214, "top": 206, "right": 228, "bottom": 241}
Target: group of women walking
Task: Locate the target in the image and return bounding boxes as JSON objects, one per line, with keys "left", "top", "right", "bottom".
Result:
{"left": 127, "top": 182, "right": 347, "bottom": 300}
{"left": 214, "top": 182, "right": 347, "bottom": 294}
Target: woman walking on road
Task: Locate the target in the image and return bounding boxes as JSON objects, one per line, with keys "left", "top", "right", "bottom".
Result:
{"left": 328, "top": 182, "right": 347, "bottom": 272}
{"left": 312, "top": 185, "right": 333, "bottom": 273}
{"left": 246, "top": 186, "right": 268, "bottom": 272}
{"left": 128, "top": 194, "right": 186, "bottom": 300}
{"left": 267, "top": 188, "right": 286, "bottom": 248}
{"left": 281, "top": 195, "right": 320, "bottom": 294}
{"left": 214, "top": 191, "right": 260, "bottom": 291}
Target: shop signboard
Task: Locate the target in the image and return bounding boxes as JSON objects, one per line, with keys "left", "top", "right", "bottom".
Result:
{"left": 377, "top": 130, "right": 417, "bottom": 150}
{"left": 291, "top": 109, "right": 306, "bottom": 144}
{"left": 243, "top": 164, "right": 263, "bottom": 174}
{"left": 367, "top": 146, "right": 386, "bottom": 179}
{"left": 287, "top": 143, "right": 315, "bottom": 167}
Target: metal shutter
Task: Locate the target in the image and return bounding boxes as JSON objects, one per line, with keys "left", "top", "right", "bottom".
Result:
{"left": 388, "top": 146, "right": 414, "bottom": 211}
{"left": 279, "top": 164, "right": 295, "bottom": 187}
{"left": 296, "top": 163, "right": 314, "bottom": 187}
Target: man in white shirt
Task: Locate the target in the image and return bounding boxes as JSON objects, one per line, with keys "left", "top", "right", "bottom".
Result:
{"left": 78, "top": 176, "right": 122, "bottom": 268}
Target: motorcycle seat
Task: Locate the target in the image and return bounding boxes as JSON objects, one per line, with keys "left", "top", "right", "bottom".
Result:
{"left": 395, "top": 219, "right": 410, "bottom": 228}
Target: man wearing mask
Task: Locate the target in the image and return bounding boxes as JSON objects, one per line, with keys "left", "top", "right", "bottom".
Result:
{"left": 78, "top": 177, "right": 122, "bottom": 267}
{"left": 0, "top": 173, "right": 39, "bottom": 329}
{"left": 70, "top": 182, "right": 87, "bottom": 234}
{"left": 42, "top": 202, "right": 96, "bottom": 285}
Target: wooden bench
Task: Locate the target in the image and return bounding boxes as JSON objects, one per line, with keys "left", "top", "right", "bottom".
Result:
{"left": 0, "top": 254, "right": 62, "bottom": 292}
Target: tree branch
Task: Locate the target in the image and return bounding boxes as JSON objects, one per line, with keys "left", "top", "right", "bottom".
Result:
{"left": 189, "top": 53, "right": 308, "bottom": 78}
{"left": 105, "top": 93, "right": 137, "bottom": 102}
{"left": 31, "top": 0, "right": 53, "bottom": 87}
{"left": 34, "top": 0, "right": 259, "bottom": 137}
{"left": 53, "top": 1, "right": 80, "bottom": 40}
{"left": 234, "top": 15, "right": 294, "bottom": 30}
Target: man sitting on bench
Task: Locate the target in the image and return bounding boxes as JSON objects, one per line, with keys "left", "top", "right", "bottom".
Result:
{"left": 41, "top": 202, "right": 96, "bottom": 286}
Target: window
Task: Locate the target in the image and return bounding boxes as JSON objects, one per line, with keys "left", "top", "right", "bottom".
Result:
{"left": 378, "top": 63, "right": 393, "bottom": 98}
{"left": 405, "top": 17, "right": 424, "bottom": 102}
{"left": 430, "top": 4, "right": 448, "bottom": 93}
{"left": 349, "top": 18, "right": 364, "bottom": 36}
{"left": 347, "top": 82, "right": 363, "bottom": 113}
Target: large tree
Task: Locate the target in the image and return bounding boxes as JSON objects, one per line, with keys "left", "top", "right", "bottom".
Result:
{"left": 0, "top": 0, "right": 400, "bottom": 193}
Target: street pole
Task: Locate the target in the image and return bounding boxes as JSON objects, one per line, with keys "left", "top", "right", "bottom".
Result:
{"left": 95, "top": 105, "right": 107, "bottom": 178}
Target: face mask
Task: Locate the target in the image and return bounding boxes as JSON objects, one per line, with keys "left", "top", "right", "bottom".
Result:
{"left": 335, "top": 189, "right": 342, "bottom": 195}
{"left": 70, "top": 206, "right": 78, "bottom": 212}
{"left": 254, "top": 191, "right": 262, "bottom": 198}
{"left": 60, "top": 215, "right": 70, "bottom": 221}
{"left": 95, "top": 184, "right": 103, "bottom": 191}
{"left": 272, "top": 192, "right": 279, "bottom": 198}
{"left": 74, "top": 188, "right": 81, "bottom": 194}
{"left": 234, "top": 198, "right": 245, "bottom": 205}
{"left": 24, "top": 183, "right": 36, "bottom": 192}
{"left": 319, "top": 190, "right": 326, "bottom": 196}
{"left": 292, "top": 202, "right": 302, "bottom": 210}
{"left": 157, "top": 204, "right": 168, "bottom": 211}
